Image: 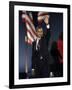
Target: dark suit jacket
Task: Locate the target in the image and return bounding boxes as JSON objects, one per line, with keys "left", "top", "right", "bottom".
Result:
{"left": 32, "top": 27, "right": 51, "bottom": 69}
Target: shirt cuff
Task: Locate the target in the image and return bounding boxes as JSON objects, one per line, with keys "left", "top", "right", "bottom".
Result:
{"left": 46, "top": 24, "right": 50, "bottom": 29}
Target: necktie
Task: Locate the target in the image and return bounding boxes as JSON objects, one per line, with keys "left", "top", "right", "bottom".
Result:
{"left": 36, "top": 39, "right": 40, "bottom": 50}
{"left": 37, "top": 39, "right": 40, "bottom": 50}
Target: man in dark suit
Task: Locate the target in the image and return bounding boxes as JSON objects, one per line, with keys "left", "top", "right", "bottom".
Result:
{"left": 32, "top": 15, "right": 51, "bottom": 78}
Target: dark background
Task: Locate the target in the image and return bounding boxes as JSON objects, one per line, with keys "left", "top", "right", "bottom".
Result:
{"left": 19, "top": 11, "right": 63, "bottom": 78}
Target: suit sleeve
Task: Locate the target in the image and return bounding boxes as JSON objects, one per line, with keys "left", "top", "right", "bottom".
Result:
{"left": 44, "top": 28, "right": 51, "bottom": 46}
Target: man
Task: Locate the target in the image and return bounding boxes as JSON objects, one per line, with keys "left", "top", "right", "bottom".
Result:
{"left": 32, "top": 14, "right": 51, "bottom": 78}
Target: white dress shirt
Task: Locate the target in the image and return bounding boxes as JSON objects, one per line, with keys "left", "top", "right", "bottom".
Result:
{"left": 36, "top": 38, "right": 41, "bottom": 50}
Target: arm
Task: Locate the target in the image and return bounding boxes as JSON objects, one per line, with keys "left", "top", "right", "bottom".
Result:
{"left": 43, "top": 15, "right": 51, "bottom": 46}
{"left": 44, "top": 27, "right": 51, "bottom": 47}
